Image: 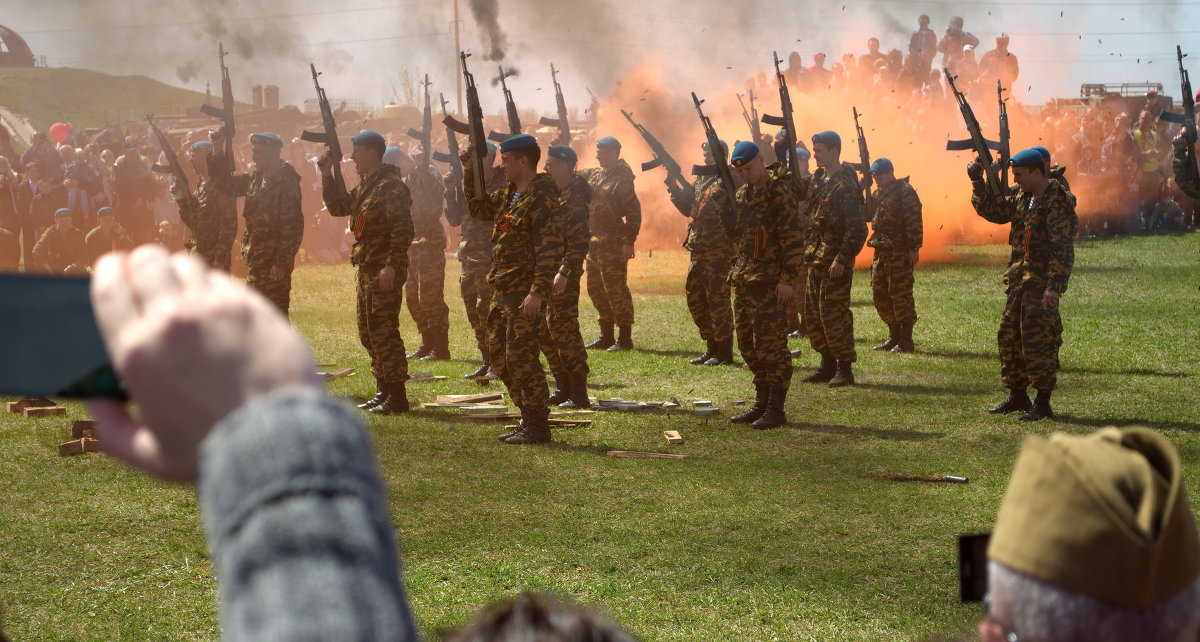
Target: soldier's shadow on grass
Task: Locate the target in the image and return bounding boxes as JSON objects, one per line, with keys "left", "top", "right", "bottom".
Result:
{"left": 1052, "top": 415, "right": 1200, "bottom": 432}
{"left": 786, "top": 422, "right": 944, "bottom": 441}
{"left": 1059, "top": 366, "right": 1190, "bottom": 378}
{"left": 634, "top": 348, "right": 711, "bottom": 359}
{"left": 856, "top": 382, "right": 993, "bottom": 396}
{"left": 920, "top": 349, "right": 997, "bottom": 360}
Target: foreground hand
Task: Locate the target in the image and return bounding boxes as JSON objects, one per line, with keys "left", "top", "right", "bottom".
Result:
{"left": 520, "top": 293, "right": 542, "bottom": 318}
{"left": 775, "top": 283, "right": 794, "bottom": 303}
{"left": 829, "top": 260, "right": 846, "bottom": 278}
{"left": 552, "top": 272, "right": 567, "bottom": 295}
{"left": 378, "top": 265, "right": 396, "bottom": 292}
{"left": 88, "top": 247, "right": 320, "bottom": 482}
{"left": 1041, "top": 289, "right": 1060, "bottom": 310}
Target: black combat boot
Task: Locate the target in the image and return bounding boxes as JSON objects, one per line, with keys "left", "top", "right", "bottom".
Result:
{"left": 801, "top": 353, "right": 837, "bottom": 383}
{"left": 690, "top": 340, "right": 714, "bottom": 365}
{"left": 407, "top": 334, "right": 431, "bottom": 360}
{"left": 828, "top": 361, "right": 856, "bottom": 387}
{"left": 1019, "top": 390, "right": 1054, "bottom": 421}
{"left": 560, "top": 372, "right": 591, "bottom": 409}
{"left": 504, "top": 406, "right": 552, "bottom": 444}
{"left": 891, "top": 324, "right": 915, "bottom": 353}
{"left": 498, "top": 419, "right": 523, "bottom": 442}
{"left": 421, "top": 329, "right": 451, "bottom": 361}
{"left": 586, "top": 322, "right": 615, "bottom": 350}
{"left": 548, "top": 372, "right": 571, "bottom": 406}
{"left": 607, "top": 325, "right": 634, "bottom": 351}
{"left": 988, "top": 388, "right": 1032, "bottom": 414}
{"left": 873, "top": 325, "right": 899, "bottom": 351}
{"left": 752, "top": 387, "right": 788, "bottom": 429}
{"left": 731, "top": 385, "right": 770, "bottom": 423}
{"left": 357, "top": 378, "right": 387, "bottom": 409}
{"left": 465, "top": 341, "right": 491, "bottom": 379}
{"left": 787, "top": 313, "right": 804, "bottom": 338}
{"left": 704, "top": 338, "right": 734, "bottom": 366}
{"left": 369, "top": 382, "right": 410, "bottom": 415}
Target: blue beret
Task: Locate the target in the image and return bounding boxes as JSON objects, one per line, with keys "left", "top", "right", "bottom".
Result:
{"left": 547, "top": 145, "right": 578, "bottom": 164}
{"left": 96, "top": 206, "right": 114, "bottom": 217}
{"left": 702, "top": 140, "right": 729, "bottom": 154}
{"left": 1032, "top": 145, "right": 1051, "bottom": 165}
{"left": 54, "top": 207, "right": 72, "bottom": 219}
{"left": 189, "top": 140, "right": 214, "bottom": 154}
{"left": 499, "top": 134, "right": 538, "bottom": 154}
{"left": 485, "top": 141, "right": 498, "bottom": 156}
{"left": 351, "top": 130, "right": 386, "bottom": 147}
{"left": 870, "top": 158, "right": 894, "bottom": 175}
{"left": 250, "top": 132, "right": 283, "bottom": 147}
{"left": 382, "top": 146, "right": 408, "bottom": 167}
{"left": 730, "top": 140, "right": 760, "bottom": 167}
{"left": 1010, "top": 148, "right": 1044, "bottom": 168}
{"left": 812, "top": 131, "right": 841, "bottom": 149}
{"left": 596, "top": 136, "right": 621, "bottom": 150}
{"left": 795, "top": 146, "right": 811, "bottom": 160}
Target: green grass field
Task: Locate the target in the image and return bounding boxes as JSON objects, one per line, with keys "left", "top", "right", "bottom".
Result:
{"left": 2, "top": 235, "right": 1198, "bottom": 640}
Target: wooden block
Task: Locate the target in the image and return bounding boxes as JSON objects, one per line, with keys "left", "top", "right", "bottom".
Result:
{"left": 663, "top": 430, "right": 684, "bottom": 444}
{"left": 72, "top": 420, "right": 98, "bottom": 439}
{"left": 23, "top": 406, "right": 66, "bottom": 418}
{"left": 8, "top": 398, "right": 56, "bottom": 414}
{"left": 436, "top": 392, "right": 504, "bottom": 405}
{"left": 58, "top": 438, "right": 98, "bottom": 456}
{"left": 606, "top": 450, "right": 691, "bottom": 460}
{"left": 409, "top": 373, "right": 447, "bottom": 382}
{"left": 549, "top": 419, "right": 592, "bottom": 427}
{"left": 318, "top": 368, "right": 356, "bottom": 381}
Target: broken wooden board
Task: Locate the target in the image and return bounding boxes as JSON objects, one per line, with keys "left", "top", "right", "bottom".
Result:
{"left": 606, "top": 451, "right": 691, "bottom": 460}
{"left": 318, "top": 368, "right": 356, "bottom": 380}
{"left": 58, "top": 438, "right": 100, "bottom": 456}
{"left": 71, "top": 420, "right": 98, "bottom": 439}
{"left": 450, "top": 410, "right": 594, "bottom": 423}
{"left": 409, "top": 373, "right": 448, "bottom": 382}
{"left": 23, "top": 406, "right": 66, "bottom": 418}
{"left": 663, "top": 430, "right": 684, "bottom": 444}
{"left": 435, "top": 392, "right": 504, "bottom": 405}
{"left": 7, "top": 398, "right": 56, "bottom": 414}
{"left": 314, "top": 362, "right": 336, "bottom": 368}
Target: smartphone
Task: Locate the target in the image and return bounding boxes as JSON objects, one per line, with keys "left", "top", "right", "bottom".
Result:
{"left": 958, "top": 532, "right": 991, "bottom": 603}
{"left": 0, "top": 273, "right": 124, "bottom": 398}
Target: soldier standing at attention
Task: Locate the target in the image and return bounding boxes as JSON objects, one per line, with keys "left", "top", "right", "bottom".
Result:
{"left": 445, "top": 142, "right": 503, "bottom": 379}
{"left": 404, "top": 149, "right": 451, "bottom": 361}
{"left": 210, "top": 131, "right": 304, "bottom": 316}
{"left": 581, "top": 136, "right": 640, "bottom": 352}
{"left": 865, "top": 158, "right": 923, "bottom": 353}
{"left": 799, "top": 131, "right": 867, "bottom": 387}
{"left": 173, "top": 140, "right": 237, "bottom": 271}
{"left": 725, "top": 142, "right": 805, "bottom": 430}
{"left": 968, "top": 148, "right": 1077, "bottom": 421}
{"left": 319, "top": 131, "right": 415, "bottom": 415}
{"left": 32, "top": 207, "right": 86, "bottom": 272}
{"left": 84, "top": 206, "right": 133, "bottom": 266}
{"left": 669, "top": 140, "right": 735, "bottom": 366}
{"left": 464, "top": 134, "right": 563, "bottom": 445}
{"left": 541, "top": 144, "right": 592, "bottom": 409}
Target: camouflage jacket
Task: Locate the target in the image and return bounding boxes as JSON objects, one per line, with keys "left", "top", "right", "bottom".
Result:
{"left": 32, "top": 225, "right": 86, "bottom": 272}
{"left": 84, "top": 223, "right": 133, "bottom": 265}
{"left": 1173, "top": 139, "right": 1200, "bottom": 199}
{"left": 322, "top": 163, "right": 413, "bottom": 273}
{"left": 727, "top": 162, "right": 806, "bottom": 288}
{"left": 211, "top": 158, "right": 304, "bottom": 267}
{"left": 972, "top": 179, "right": 1077, "bottom": 294}
{"left": 174, "top": 178, "right": 237, "bottom": 262}
{"left": 673, "top": 174, "right": 735, "bottom": 257}
{"left": 446, "top": 166, "right": 505, "bottom": 265}
{"left": 799, "top": 162, "right": 868, "bottom": 269}
{"left": 405, "top": 166, "right": 446, "bottom": 253}
{"left": 580, "top": 159, "right": 640, "bottom": 245}
{"left": 867, "top": 177, "right": 923, "bottom": 251}
{"left": 465, "top": 167, "right": 563, "bottom": 299}
{"left": 558, "top": 172, "right": 592, "bottom": 278}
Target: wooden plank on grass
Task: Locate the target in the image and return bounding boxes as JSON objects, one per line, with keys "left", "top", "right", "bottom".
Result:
{"left": 435, "top": 392, "right": 504, "bottom": 404}
{"left": 23, "top": 406, "right": 66, "bottom": 418}
{"left": 607, "top": 451, "right": 691, "bottom": 460}
{"left": 318, "top": 368, "right": 355, "bottom": 380}
{"left": 72, "top": 420, "right": 97, "bottom": 439}
{"left": 409, "top": 373, "right": 447, "bottom": 382}
{"left": 8, "top": 398, "right": 56, "bottom": 414}
{"left": 58, "top": 438, "right": 100, "bottom": 456}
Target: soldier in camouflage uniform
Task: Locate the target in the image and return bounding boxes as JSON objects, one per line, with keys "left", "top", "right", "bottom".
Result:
{"left": 725, "top": 142, "right": 805, "bottom": 430}
{"left": 541, "top": 145, "right": 592, "bottom": 409}
{"left": 446, "top": 142, "right": 503, "bottom": 379}
{"left": 969, "top": 148, "right": 1077, "bottom": 421}
{"left": 865, "top": 158, "right": 923, "bottom": 354}
{"left": 32, "top": 208, "right": 86, "bottom": 272}
{"left": 84, "top": 206, "right": 133, "bottom": 265}
{"left": 319, "top": 131, "right": 415, "bottom": 415}
{"left": 669, "top": 140, "right": 735, "bottom": 366}
{"left": 798, "top": 131, "right": 868, "bottom": 387}
{"left": 210, "top": 132, "right": 304, "bottom": 317}
{"left": 1173, "top": 133, "right": 1200, "bottom": 199}
{"left": 172, "top": 140, "right": 237, "bottom": 271}
{"left": 464, "top": 134, "right": 563, "bottom": 445}
{"left": 580, "top": 136, "right": 640, "bottom": 351}
{"left": 404, "top": 152, "right": 451, "bottom": 361}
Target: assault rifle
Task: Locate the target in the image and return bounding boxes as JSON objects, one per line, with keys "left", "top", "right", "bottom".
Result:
{"left": 1160, "top": 45, "right": 1196, "bottom": 171}
{"left": 691, "top": 92, "right": 738, "bottom": 222}
{"left": 444, "top": 51, "right": 488, "bottom": 198}
{"left": 538, "top": 63, "right": 571, "bottom": 146}
{"left": 406, "top": 74, "right": 433, "bottom": 168}
{"left": 944, "top": 68, "right": 1003, "bottom": 200}
{"left": 146, "top": 115, "right": 189, "bottom": 194}
{"left": 432, "top": 92, "right": 464, "bottom": 186}
{"left": 621, "top": 108, "right": 690, "bottom": 198}
{"left": 737, "top": 89, "right": 762, "bottom": 148}
{"left": 299, "top": 63, "right": 346, "bottom": 197}
{"left": 996, "top": 81, "right": 1012, "bottom": 190}
{"left": 198, "top": 43, "right": 235, "bottom": 169}
{"left": 762, "top": 51, "right": 799, "bottom": 174}
{"left": 852, "top": 106, "right": 871, "bottom": 201}
{"left": 487, "top": 65, "right": 521, "bottom": 143}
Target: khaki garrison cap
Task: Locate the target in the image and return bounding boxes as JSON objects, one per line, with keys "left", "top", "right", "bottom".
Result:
{"left": 989, "top": 427, "right": 1200, "bottom": 608}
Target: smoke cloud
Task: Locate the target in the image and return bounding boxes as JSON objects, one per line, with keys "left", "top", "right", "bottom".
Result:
{"left": 468, "top": 0, "right": 509, "bottom": 62}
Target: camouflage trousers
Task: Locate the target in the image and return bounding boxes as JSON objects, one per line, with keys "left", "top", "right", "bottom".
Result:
{"left": 871, "top": 249, "right": 917, "bottom": 327}
{"left": 357, "top": 268, "right": 409, "bottom": 385}
{"left": 998, "top": 287, "right": 1063, "bottom": 391}
{"left": 686, "top": 252, "right": 733, "bottom": 342}
{"left": 193, "top": 239, "right": 233, "bottom": 272}
{"left": 539, "top": 275, "right": 589, "bottom": 376}
{"left": 488, "top": 291, "right": 548, "bottom": 411}
{"left": 405, "top": 243, "right": 450, "bottom": 334}
{"left": 459, "top": 259, "right": 493, "bottom": 351}
{"left": 246, "top": 261, "right": 294, "bottom": 318}
{"left": 804, "top": 265, "right": 857, "bottom": 362}
{"left": 585, "top": 241, "right": 634, "bottom": 326}
{"left": 733, "top": 282, "right": 792, "bottom": 389}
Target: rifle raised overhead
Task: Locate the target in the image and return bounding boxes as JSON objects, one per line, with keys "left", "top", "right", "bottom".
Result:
{"left": 621, "top": 108, "right": 690, "bottom": 198}
{"left": 406, "top": 74, "right": 434, "bottom": 168}
{"left": 198, "top": 43, "right": 236, "bottom": 169}
{"left": 487, "top": 65, "right": 522, "bottom": 143}
{"left": 761, "top": 51, "right": 799, "bottom": 175}
{"left": 538, "top": 63, "right": 572, "bottom": 146}
{"left": 299, "top": 63, "right": 346, "bottom": 197}
{"left": 146, "top": 115, "right": 189, "bottom": 195}
{"left": 944, "top": 68, "right": 1003, "bottom": 200}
